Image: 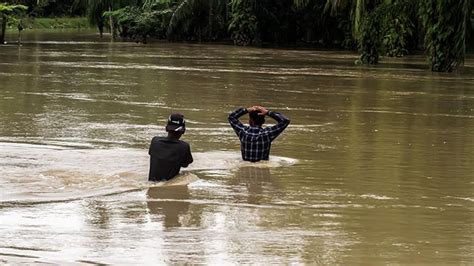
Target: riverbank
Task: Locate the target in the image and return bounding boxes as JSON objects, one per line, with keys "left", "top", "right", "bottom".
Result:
{"left": 11, "top": 17, "right": 92, "bottom": 30}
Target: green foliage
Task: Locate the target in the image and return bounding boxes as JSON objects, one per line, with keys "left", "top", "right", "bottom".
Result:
{"left": 2, "top": 0, "right": 473, "bottom": 72}
{"left": 420, "top": 0, "right": 470, "bottom": 72}
{"left": 228, "top": 0, "right": 257, "bottom": 46}
{"left": 167, "top": 0, "right": 229, "bottom": 41}
{"left": 380, "top": 2, "right": 415, "bottom": 57}
{"left": 323, "top": 0, "right": 369, "bottom": 40}
{"left": 1, "top": 3, "right": 28, "bottom": 44}
{"left": 358, "top": 1, "right": 416, "bottom": 64}
{"left": 358, "top": 8, "right": 380, "bottom": 64}
{"left": 338, "top": 18, "right": 355, "bottom": 49}
{"left": 167, "top": 0, "right": 205, "bottom": 40}
{"left": 0, "top": 3, "right": 28, "bottom": 15}
{"left": 104, "top": 5, "right": 172, "bottom": 42}
{"left": 22, "top": 0, "right": 84, "bottom": 17}
{"left": 21, "top": 17, "right": 91, "bottom": 29}
{"left": 73, "top": 0, "right": 137, "bottom": 24}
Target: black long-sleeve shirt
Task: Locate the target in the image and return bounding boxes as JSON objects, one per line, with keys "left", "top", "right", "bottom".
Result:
{"left": 148, "top": 137, "right": 193, "bottom": 181}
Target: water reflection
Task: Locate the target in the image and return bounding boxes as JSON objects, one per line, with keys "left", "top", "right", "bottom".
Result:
{"left": 231, "top": 166, "right": 272, "bottom": 205}
{"left": 146, "top": 186, "right": 190, "bottom": 228}
{"left": 83, "top": 200, "right": 111, "bottom": 229}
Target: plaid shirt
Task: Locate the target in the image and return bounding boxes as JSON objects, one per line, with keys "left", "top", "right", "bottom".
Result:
{"left": 228, "top": 108, "right": 290, "bottom": 162}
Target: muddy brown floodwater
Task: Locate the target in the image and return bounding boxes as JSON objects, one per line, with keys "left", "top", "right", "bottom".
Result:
{"left": 0, "top": 31, "right": 473, "bottom": 264}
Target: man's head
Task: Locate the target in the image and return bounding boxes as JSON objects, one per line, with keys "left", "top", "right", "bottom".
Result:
{"left": 166, "top": 113, "right": 186, "bottom": 138}
{"left": 249, "top": 110, "right": 265, "bottom": 126}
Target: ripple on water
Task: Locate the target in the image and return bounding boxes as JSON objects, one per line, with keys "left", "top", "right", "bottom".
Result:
{"left": 0, "top": 142, "right": 297, "bottom": 205}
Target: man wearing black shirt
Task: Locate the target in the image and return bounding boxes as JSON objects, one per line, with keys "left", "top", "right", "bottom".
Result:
{"left": 148, "top": 113, "right": 193, "bottom": 181}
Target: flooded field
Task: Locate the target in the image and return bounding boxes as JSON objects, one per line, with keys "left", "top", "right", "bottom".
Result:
{"left": 0, "top": 31, "right": 473, "bottom": 264}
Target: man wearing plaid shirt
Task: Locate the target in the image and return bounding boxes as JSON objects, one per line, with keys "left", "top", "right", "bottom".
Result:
{"left": 228, "top": 105, "right": 290, "bottom": 162}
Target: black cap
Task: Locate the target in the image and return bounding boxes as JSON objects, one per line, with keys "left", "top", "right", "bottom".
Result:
{"left": 166, "top": 113, "right": 186, "bottom": 132}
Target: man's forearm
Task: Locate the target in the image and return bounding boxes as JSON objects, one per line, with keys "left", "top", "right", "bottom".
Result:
{"left": 267, "top": 110, "right": 290, "bottom": 124}
{"left": 228, "top": 107, "right": 248, "bottom": 133}
{"left": 229, "top": 107, "right": 248, "bottom": 119}
{"left": 228, "top": 107, "right": 248, "bottom": 125}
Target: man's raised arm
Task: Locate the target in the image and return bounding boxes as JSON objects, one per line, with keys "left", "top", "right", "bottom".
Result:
{"left": 254, "top": 106, "right": 290, "bottom": 140}
{"left": 228, "top": 107, "right": 249, "bottom": 135}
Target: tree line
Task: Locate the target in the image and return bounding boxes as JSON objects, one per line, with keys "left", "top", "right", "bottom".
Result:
{"left": 1, "top": 0, "right": 474, "bottom": 72}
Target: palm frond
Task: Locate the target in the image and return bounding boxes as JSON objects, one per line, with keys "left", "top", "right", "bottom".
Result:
{"left": 167, "top": 0, "right": 198, "bottom": 36}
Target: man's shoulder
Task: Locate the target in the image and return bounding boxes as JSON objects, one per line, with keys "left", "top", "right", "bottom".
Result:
{"left": 178, "top": 140, "right": 190, "bottom": 147}
{"left": 151, "top": 136, "right": 188, "bottom": 145}
{"left": 151, "top": 136, "right": 166, "bottom": 142}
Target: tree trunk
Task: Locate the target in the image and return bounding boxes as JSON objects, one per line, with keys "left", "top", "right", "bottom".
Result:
{"left": 353, "top": 0, "right": 365, "bottom": 40}
{"left": 198, "top": 26, "right": 202, "bottom": 43}
{"left": 98, "top": 25, "right": 104, "bottom": 38}
{"left": 1, "top": 15, "right": 7, "bottom": 44}
{"left": 109, "top": 6, "right": 115, "bottom": 40}
{"left": 209, "top": 1, "right": 213, "bottom": 40}
{"left": 98, "top": 16, "right": 104, "bottom": 38}
{"left": 225, "top": 0, "right": 229, "bottom": 25}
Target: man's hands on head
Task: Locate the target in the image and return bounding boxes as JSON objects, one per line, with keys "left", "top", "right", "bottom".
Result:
{"left": 246, "top": 106, "right": 257, "bottom": 113}
{"left": 247, "top": 105, "right": 269, "bottom": 116}
{"left": 255, "top": 106, "right": 269, "bottom": 116}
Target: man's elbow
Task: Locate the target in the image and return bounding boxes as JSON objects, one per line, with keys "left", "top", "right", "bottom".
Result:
{"left": 182, "top": 160, "right": 193, "bottom": 168}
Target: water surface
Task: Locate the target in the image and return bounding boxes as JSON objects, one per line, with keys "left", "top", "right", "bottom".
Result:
{"left": 1, "top": 31, "right": 473, "bottom": 264}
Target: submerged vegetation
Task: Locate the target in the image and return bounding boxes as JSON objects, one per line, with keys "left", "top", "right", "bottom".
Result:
{"left": 1, "top": 0, "right": 474, "bottom": 72}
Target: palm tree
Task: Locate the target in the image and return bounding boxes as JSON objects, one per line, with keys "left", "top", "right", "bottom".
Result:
{"left": 421, "top": 0, "right": 471, "bottom": 72}
{"left": 167, "top": 0, "right": 229, "bottom": 41}
{"left": 228, "top": 0, "right": 257, "bottom": 45}
{"left": 74, "top": 0, "right": 141, "bottom": 37}
{"left": 297, "top": 0, "right": 367, "bottom": 41}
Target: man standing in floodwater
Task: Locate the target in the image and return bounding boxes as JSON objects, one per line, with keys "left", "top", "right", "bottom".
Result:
{"left": 228, "top": 105, "right": 290, "bottom": 162}
{"left": 148, "top": 113, "right": 193, "bottom": 181}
